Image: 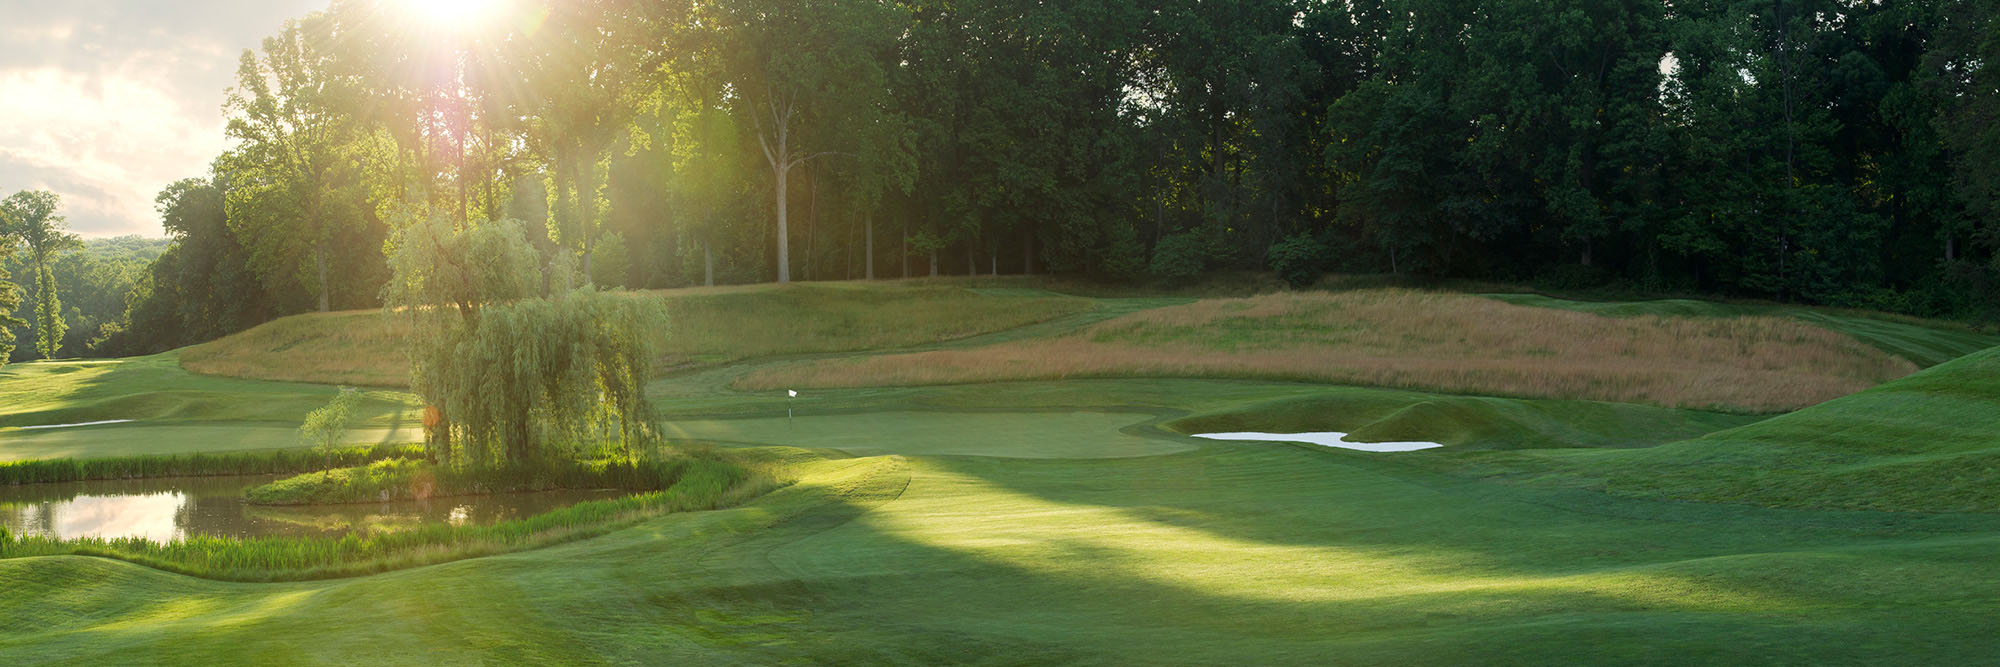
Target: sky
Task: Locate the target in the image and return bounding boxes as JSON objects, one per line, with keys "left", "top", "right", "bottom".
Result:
{"left": 0, "top": 0, "right": 326, "bottom": 238}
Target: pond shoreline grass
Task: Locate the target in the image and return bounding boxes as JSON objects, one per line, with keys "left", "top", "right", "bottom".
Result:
{"left": 0, "top": 445, "right": 423, "bottom": 486}
{"left": 242, "top": 457, "right": 702, "bottom": 506}
{"left": 0, "top": 454, "right": 779, "bottom": 582}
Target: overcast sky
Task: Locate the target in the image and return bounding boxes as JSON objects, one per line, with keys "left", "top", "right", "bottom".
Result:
{"left": 0, "top": 0, "right": 326, "bottom": 238}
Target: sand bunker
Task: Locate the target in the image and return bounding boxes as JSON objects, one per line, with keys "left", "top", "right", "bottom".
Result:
{"left": 1192, "top": 431, "right": 1442, "bottom": 452}
{"left": 17, "top": 419, "right": 135, "bottom": 430}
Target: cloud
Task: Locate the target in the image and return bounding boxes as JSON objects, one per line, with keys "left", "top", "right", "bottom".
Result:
{"left": 0, "top": 0, "right": 326, "bottom": 238}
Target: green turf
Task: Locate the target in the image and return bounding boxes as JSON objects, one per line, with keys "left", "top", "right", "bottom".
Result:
{"left": 3, "top": 284, "right": 1999, "bottom": 662}
{"left": 1484, "top": 292, "right": 2000, "bottom": 367}
{"left": 5, "top": 441, "right": 2000, "bottom": 663}
{"left": 1465, "top": 345, "right": 2000, "bottom": 512}
{"left": 662, "top": 410, "right": 1193, "bottom": 458}
{"left": 0, "top": 355, "right": 420, "bottom": 462}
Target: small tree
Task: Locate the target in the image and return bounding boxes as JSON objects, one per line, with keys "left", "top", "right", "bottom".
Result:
{"left": 385, "top": 212, "right": 667, "bottom": 468}
{"left": 300, "top": 387, "right": 362, "bottom": 466}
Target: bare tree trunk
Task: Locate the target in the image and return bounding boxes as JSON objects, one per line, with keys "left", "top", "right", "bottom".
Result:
{"left": 774, "top": 164, "right": 790, "bottom": 283}
{"left": 704, "top": 241, "right": 714, "bottom": 287}
{"left": 929, "top": 249, "right": 938, "bottom": 277}
{"left": 1023, "top": 229, "right": 1033, "bottom": 275}
{"left": 865, "top": 211, "right": 876, "bottom": 280}
{"left": 990, "top": 237, "right": 997, "bottom": 277}
{"left": 967, "top": 241, "right": 976, "bottom": 276}
{"left": 315, "top": 243, "right": 330, "bottom": 313}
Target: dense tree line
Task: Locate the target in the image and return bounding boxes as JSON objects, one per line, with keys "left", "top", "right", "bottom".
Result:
{"left": 0, "top": 190, "right": 163, "bottom": 361}
{"left": 86, "top": 0, "right": 2000, "bottom": 357}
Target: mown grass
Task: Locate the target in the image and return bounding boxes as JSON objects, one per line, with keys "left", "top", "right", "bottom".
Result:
{"left": 0, "top": 456, "right": 773, "bottom": 582}
{"left": 5, "top": 440, "right": 2000, "bottom": 663}
{"left": 745, "top": 289, "right": 1917, "bottom": 412}
{"left": 180, "top": 282, "right": 1092, "bottom": 386}
{"left": 1456, "top": 344, "right": 2000, "bottom": 512}
{"left": 243, "top": 457, "right": 695, "bottom": 505}
{"left": 0, "top": 445, "right": 421, "bottom": 486}
{"left": 5, "top": 283, "right": 1999, "bottom": 661}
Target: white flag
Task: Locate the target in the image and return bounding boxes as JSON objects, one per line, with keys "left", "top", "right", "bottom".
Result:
{"left": 788, "top": 390, "right": 798, "bottom": 398}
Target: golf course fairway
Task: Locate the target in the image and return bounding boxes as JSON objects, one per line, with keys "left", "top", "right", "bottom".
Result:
{"left": 2, "top": 285, "right": 1997, "bottom": 664}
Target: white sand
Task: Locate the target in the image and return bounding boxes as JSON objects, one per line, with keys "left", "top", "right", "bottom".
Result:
{"left": 17, "top": 419, "right": 135, "bottom": 430}
{"left": 1192, "top": 431, "right": 1443, "bottom": 452}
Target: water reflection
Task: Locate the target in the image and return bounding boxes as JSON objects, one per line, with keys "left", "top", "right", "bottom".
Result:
{"left": 0, "top": 476, "right": 627, "bottom": 541}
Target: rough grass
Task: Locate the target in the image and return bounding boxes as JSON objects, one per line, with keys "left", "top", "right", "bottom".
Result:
{"left": 1483, "top": 293, "right": 2000, "bottom": 367}
{"left": 180, "top": 283, "right": 1091, "bottom": 386}
{"left": 744, "top": 289, "right": 1919, "bottom": 412}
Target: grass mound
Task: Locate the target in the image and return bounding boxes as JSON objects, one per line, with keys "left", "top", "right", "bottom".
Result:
{"left": 1165, "top": 388, "right": 1760, "bottom": 451}
{"left": 1483, "top": 293, "right": 2000, "bottom": 367}
{"left": 180, "top": 283, "right": 1090, "bottom": 386}
{"left": 747, "top": 289, "right": 1917, "bottom": 412}
{"left": 1473, "top": 345, "right": 2000, "bottom": 512}
{"left": 0, "top": 355, "right": 415, "bottom": 430}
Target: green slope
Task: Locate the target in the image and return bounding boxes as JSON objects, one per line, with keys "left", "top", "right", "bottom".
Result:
{"left": 1477, "top": 345, "right": 2000, "bottom": 512}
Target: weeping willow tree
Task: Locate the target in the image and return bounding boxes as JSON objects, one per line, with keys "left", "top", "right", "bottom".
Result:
{"left": 384, "top": 212, "right": 667, "bottom": 467}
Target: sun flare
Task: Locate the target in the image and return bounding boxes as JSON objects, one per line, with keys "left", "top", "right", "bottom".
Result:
{"left": 406, "top": 0, "right": 503, "bottom": 25}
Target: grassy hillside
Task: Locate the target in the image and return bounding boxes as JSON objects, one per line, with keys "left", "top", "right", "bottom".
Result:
{"left": 179, "top": 283, "right": 1092, "bottom": 386}
{"left": 1483, "top": 293, "right": 2000, "bottom": 367}
{"left": 1468, "top": 345, "right": 2000, "bottom": 512}
{"left": 0, "top": 355, "right": 421, "bottom": 462}
{"left": 745, "top": 289, "right": 1919, "bottom": 412}
{"left": 5, "top": 284, "right": 1998, "bottom": 661}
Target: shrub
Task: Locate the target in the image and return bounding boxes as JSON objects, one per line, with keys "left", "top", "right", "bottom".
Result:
{"left": 300, "top": 387, "right": 362, "bottom": 466}
{"left": 1148, "top": 232, "right": 1211, "bottom": 284}
{"left": 1266, "top": 234, "right": 1329, "bottom": 288}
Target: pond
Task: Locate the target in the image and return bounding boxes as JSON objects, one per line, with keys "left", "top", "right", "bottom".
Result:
{"left": 0, "top": 475, "right": 629, "bottom": 541}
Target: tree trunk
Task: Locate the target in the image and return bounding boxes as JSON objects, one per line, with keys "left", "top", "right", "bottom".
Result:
{"left": 865, "top": 211, "right": 875, "bottom": 280}
{"left": 990, "top": 237, "right": 997, "bottom": 277}
{"left": 315, "top": 243, "right": 330, "bottom": 313}
{"left": 967, "top": 242, "right": 976, "bottom": 276}
{"left": 1023, "top": 229, "right": 1034, "bottom": 275}
{"left": 775, "top": 164, "right": 791, "bottom": 283}
{"left": 1946, "top": 235, "right": 1957, "bottom": 262}
{"left": 704, "top": 241, "right": 715, "bottom": 287}
{"left": 929, "top": 249, "right": 938, "bottom": 277}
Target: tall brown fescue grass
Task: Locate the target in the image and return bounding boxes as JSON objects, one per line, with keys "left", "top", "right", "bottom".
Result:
{"left": 181, "top": 283, "right": 1090, "bottom": 387}
{"left": 740, "top": 289, "right": 1918, "bottom": 412}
